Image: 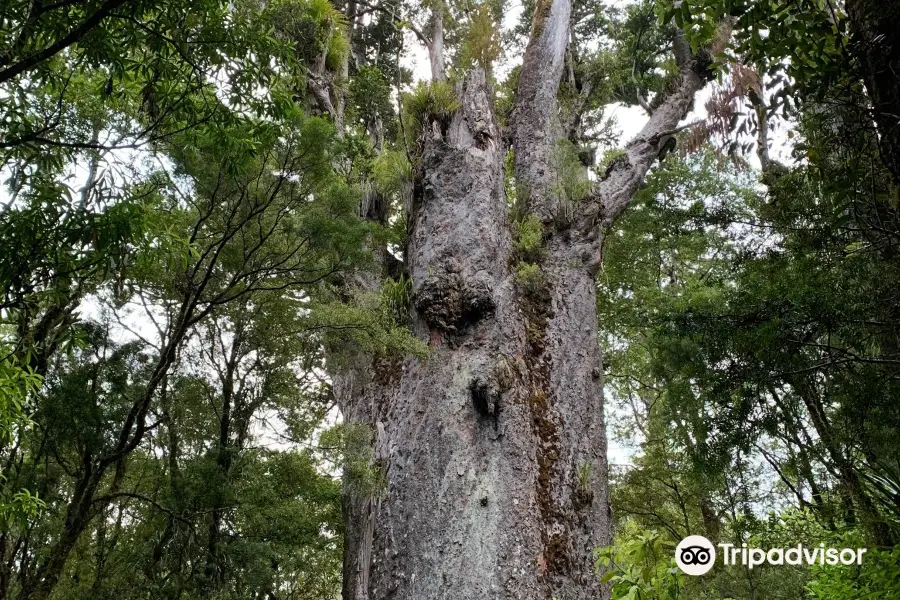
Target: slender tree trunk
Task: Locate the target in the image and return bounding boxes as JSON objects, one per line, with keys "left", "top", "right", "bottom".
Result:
{"left": 23, "top": 471, "right": 102, "bottom": 600}
{"left": 791, "top": 376, "right": 895, "bottom": 546}
{"left": 846, "top": 0, "right": 900, "bottom": 194}
{"left": 204, "top": 387, "right": 233, "bottom": 592}
{"left": 428, "top": 8, "right": 445, "bottom": 83}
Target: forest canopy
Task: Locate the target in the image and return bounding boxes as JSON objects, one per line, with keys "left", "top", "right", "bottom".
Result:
{"left": 0, "top": 0, "right": 898, "bottom": 599}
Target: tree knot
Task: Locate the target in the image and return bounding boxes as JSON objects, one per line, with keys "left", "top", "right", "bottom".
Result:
{"left": 414, "top": 269, "right": 496, "bottom": 334}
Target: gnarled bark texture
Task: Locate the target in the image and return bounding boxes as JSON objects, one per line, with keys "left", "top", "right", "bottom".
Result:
{"left": 333, "top": 3, "right": 728, "bottom": 599}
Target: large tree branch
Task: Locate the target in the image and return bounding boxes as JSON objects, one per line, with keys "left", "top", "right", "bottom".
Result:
{"left": 0, "top": 0, "right": 135, "bottom": 85}
{"left": 511, "top": 0, "right": 572, "bottom": 221}
{"left": 587, "top": 24, "right": 733, "bottom": 229}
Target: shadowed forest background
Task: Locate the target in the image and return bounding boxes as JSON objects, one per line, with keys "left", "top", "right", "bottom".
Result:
{"left": 1, "top": 0, "right": 899, "bottom": 598}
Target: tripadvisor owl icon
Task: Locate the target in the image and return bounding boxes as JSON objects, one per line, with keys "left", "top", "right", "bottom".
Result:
{"left": 675, "top": 535, "right": 716, "bottom": 576}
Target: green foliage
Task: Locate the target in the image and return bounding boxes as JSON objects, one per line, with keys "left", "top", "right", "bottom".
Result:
{"left": 267, "top": 0, "right": 350, "bottom": 69}
{"left": 457, "top": 1, "right": 504, "bottom": 75}
{"left": 512, "top": 213, "right": 545, "bottom": 263}
{"left": 514, "top": 262, "right": 546, "bottom": 295}
{"left": 598, "top": 148, "right": 628, "bottom": 174}
{"left": 0, "top": 354, "right": 45, "bottom": 527}
{"left": 310, "top": 289, "right": 427, "bottom": 364}
{"left": 601, "top": 109, "right": 900, "bottom": 594}
{"left": 577, "top": 461, "right": 592, "bottom": 493}
{"left": 504, "top": 147, "right": 521, "bottom": 214}
{"left": 0, "top": 487, "right": 44, "bottom": 530}
{"left": 551, "top": 139, "right": 592, "bottom": 222}
{"left": 401, "top": 80, "right": 460, "bottom": 150}
{"left": 655, "top": 0, "right": 722, "bottom": 54}
{"left": 807, "top": 545, "right": 900, "bottom": 599}
{"left": 319, "top": 422, "right": 385, "bottom": 498}
{"left": 0, "top": 355, "right": 40, "bottom": 443}
{"left": 404, "top": 81, "right": 460, "bottom": 122}
{"left": 350, "top": 65, "right": 398, "bottom": 139}
{"left": 381, "top": 275, "right": 413, "bottom": 326}
{"left": 0, "top": 1, "right": 385, "bottom": 597}
{"left": 596, "top": 522, "right": 687, "bottom": 600}
{"left": 373, "top": 149, "right": 413, "bottom": 196}
{"left": 655, "top": 0, "right": 848, "bottom": 114}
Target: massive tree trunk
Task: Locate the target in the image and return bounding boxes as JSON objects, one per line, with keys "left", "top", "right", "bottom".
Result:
{"left": 334, "top": 3, "right": 728, "bottom": 599}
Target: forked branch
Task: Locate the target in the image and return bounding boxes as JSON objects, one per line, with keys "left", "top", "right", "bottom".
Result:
{"left": 587, "top": 21, "right": 734, "bottom": 230}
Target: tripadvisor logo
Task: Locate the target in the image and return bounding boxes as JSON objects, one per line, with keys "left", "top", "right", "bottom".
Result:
{"left": 675, "top": 535, "right": 869, "bottom": 576}
{"left": 675, "top": 535, "right": 716, "bottom": 575}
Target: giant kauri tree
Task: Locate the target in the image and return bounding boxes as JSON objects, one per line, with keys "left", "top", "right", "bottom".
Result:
{"left": 328, "top": 2, "right": 732, "bottom": 598}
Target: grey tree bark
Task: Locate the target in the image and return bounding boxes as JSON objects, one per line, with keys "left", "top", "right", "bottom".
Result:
{"left": 333, "top": 3, "right": 730, "bottom": 599}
